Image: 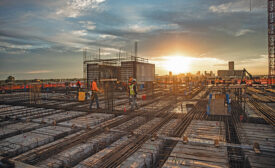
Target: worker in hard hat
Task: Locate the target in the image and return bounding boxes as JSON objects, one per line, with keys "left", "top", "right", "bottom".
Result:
{"left": 89, "top": 79, "right": 100, "bottom": 110}
{"left": 76, "top": 80, "right": 81, "bottom": 99}
{"left": 129, "top": 77, "right": 133, "bottom": 83}
{"left": 128, "top": 77, "right": 133, "bottom": 105}
{"left": 129, "top": 79, "right": 138, "bottom": 111}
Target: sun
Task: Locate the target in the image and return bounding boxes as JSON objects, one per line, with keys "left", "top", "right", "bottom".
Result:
{"left": 163, "top": 55, "right": 192, "bottom": 74}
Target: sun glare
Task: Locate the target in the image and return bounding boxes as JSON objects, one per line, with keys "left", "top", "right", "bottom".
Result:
{"left": 163, "top": 55, "right": 192, "bottom": 74}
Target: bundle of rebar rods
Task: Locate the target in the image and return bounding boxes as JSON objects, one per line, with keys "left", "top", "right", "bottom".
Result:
{"left": 249, "top": 99, "right": 275, "bottom": 127}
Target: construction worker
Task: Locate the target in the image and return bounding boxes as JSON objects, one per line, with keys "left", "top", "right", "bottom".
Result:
{"left": 128, "top": 77, "right": 133, "bottom": 83}
{"left": 76, "top": 80, "right": 81, "bottom": 99}
{"left": 65, "top": 81, "right": 70, "bottom": 95}
{"left": 129, "top": 79, "right": 138, "bottom": 111}
{"left": 90, "top": 79, "right": 100, "bottom": 110}
{"left": 128, "top": 77, "right": 133, "bottom": 104}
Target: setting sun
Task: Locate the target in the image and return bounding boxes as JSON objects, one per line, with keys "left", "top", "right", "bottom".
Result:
{"left": 163, "top": 55, "right": 192, "bottom": 74}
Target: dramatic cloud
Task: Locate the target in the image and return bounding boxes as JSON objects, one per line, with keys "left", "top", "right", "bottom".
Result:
{"left": 0, "top": 0, "right": 269, "bottom": 79}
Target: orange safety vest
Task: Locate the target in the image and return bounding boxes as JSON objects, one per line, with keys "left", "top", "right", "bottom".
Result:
{"left": 91, "top": 81, "right": 99, "bottom": 91}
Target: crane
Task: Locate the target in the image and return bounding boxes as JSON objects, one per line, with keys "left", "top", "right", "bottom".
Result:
{"left": 241, "top": 68, "right": 260, "bottom": 85}
{"left": 250, "top": 0, "right": 274, "bottom": 84}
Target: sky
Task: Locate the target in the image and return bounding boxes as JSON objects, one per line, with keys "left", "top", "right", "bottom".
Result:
{"left": 0, "top": 0, "right": 268, "bottom": 80}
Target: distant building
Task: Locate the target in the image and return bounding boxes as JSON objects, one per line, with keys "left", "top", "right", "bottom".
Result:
{"left": 204, "top": 71, "right": 215, "bottom": 78}
{"left": 169, "top": 71, "right": 172, "bottom": 77}
{"left": 229, "top": 61, "right": 234, "bottom": 71}
{"left": 217, "top": 61, "right": 243, "bottom": 78}
{"left": 210, "top": 71, "right": 213, "bottom": 76}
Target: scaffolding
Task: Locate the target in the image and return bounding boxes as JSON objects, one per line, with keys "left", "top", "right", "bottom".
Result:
{"left": 83, "top": 47, "right": 150, "bottom": 85}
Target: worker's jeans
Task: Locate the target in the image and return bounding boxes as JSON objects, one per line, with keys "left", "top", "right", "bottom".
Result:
{"left": 76, "top": 87, "right": 80, "bottom": 99}
{"left": 65, "top": 87, "right": 69, "bottom": 95}
{"left": 130, "top": 95, "right": 137, "bottom": 111}
{"left": 90, "top": 92, "right": 99, "bottom": 109}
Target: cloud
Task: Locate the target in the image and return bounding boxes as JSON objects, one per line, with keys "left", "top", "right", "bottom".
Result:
{"left": 127, "top": 24, "right": 157, "bottom": 33}
{"left": 46, "top": 32, "right": 95, "bottom": 49}
{"left": 209, "top": 2, "right": 235, "bottom": 13}
{"left": 237, "top": 54, "right": 268, "bottom": 74}
{"left": 209, "top": 0, "right": 266, "bottom": 13}
{"left": 0, "top": 0, "right": 269, "bottom": 78}
{"left": 0, "top": 47, "right": 26, "bottom": 54}
{"left": 100, "top": 34, "right": 116, "bottom": 39}
{"left": 210, "top": 26, "right": 255, "bottom": 37}
{"left": 235, "top": 28, "right": 254, "bottom": 36}
{"left": 79, "top": 21, "right": 96, "bottom": 30}
{"left": 126, "top": 23, "right": 180, "bottom": 33}
{"left": 103, "top": 47, "right": 120, "bottom": 52}
{"left": 72, "top": 30, "right": 87, "bottom": 36}
{"left": 26, "top": 70, "right": 52, "bottom": 74}
{"left": 240, "top": 54, "right": 267, "bottom": 64}
{"left": 55, "top": 0, "right": 105, "bottom": 18}
{"left": 0, "top": 41, "right": 33, "bottom": 49}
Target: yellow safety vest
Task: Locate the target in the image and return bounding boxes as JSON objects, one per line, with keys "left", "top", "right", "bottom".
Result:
{"left": 129, "top": 84, "right": 135, "bottom": 95}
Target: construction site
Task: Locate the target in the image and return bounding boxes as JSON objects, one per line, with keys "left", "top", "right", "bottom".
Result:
{"left": 0, "top": 39, "right": 275, "bottom": 168}
{"left": 0, "top": 1, "right": 275, "bottom": 168}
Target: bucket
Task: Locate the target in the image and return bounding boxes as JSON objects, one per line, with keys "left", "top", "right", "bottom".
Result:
{"left": 142, "top": 94, "right": 146, "bottom": 100}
